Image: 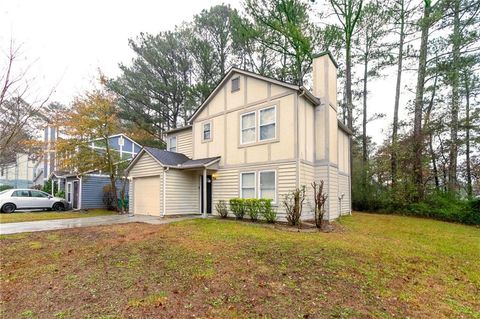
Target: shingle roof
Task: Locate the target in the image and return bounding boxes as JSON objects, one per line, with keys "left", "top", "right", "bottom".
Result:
{"left": 180, "top": 157, "right": 221, "bottom": 168}
{"left": 144, "top": 147, "right": 190, "bottom": 166}
{"left": 144, "top": 147, "right": 220, "bottom": 168}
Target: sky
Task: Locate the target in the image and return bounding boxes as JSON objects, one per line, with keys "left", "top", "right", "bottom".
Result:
{"left": 0, "top": 0, "right": 409, "bottom": 145}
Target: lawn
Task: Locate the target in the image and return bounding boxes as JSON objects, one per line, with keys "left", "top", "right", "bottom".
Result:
{"left": 0, "top": 209, "right": 117, "bottom": 223}
{"left": 0, "top": 213, "right": 478, "bottom": 318}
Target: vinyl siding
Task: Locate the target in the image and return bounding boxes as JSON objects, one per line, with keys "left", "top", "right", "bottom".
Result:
{"left": 212, "top": 161, "right": 297, "bottom": 220}
{"left": 165, "top": 169, "right": 199, "bottom": 215}
{"left": 176, "top": 130, "right": 193, "bottom": 158}
{"left": 338, "top": 173, "right": 351, "bottom": 215}
{"left": 81, "top": 175, "right": 127, "bottom": 209}
{"left": 129, "top": 153, "right": 163, "bottom": 177}
{"left": 299, "top": 162, "right": 316, "bottom": 219}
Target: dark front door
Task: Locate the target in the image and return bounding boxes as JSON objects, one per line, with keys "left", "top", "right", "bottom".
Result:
{"left": 73, "top": 181, "right": 80, "bottom": 209}
{"left": 201, "top": 175, "right": 212, "bottom": 214}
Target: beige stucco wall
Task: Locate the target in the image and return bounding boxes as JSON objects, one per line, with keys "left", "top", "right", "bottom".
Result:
{"left": 192, "top": 72, "right": 296, "bottom": 167}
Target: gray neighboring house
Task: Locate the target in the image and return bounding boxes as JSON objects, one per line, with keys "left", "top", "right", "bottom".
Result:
{"left": 49, "top": 134, "right": 142, "bottom": 210}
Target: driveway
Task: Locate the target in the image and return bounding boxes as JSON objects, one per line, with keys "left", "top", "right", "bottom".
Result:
{"left": 0, "top": 214, "right": 201, "bottom": 235}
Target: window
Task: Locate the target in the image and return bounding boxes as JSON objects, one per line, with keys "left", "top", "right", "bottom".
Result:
{"left": 12, "top": 190, "right": 30, "bottom": 197}
{"left": 203, "top": 122, "right": 211, "bottom": 141}
{"left": 30, "top": 190, "right": 49, "bottom": 198}
{"left": 240, "top": 172, "right": 256, "bottom": 199}
{"left": 259, "top": 171, "right": 276, "bottom": 202}
{"left": 259, "top": 106, "right": 276, "bottom": 141}
{"left": 241, "top": 112, "right": 256, "bottom": 144}
{"left": 231, "top": 77, "right": 240, "bottom": 92}
{"left": 168, "top": 136, "right": 177, "bottom": 152}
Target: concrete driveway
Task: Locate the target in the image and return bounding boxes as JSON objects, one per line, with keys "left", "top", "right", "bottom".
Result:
{"left": 0, "top": 215, "right": 201, "bottom": 235}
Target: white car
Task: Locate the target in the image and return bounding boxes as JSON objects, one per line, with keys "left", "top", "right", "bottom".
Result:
{"left": 0, "top": 189, "right": 69, "bottom": 213}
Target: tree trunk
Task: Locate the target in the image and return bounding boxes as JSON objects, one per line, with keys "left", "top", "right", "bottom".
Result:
{"left": 424, "top": 71, "right": 439, "bottom": 190}
{"left": 105, "top": 137, "right": 119, "bottom": 212}
{"left": 464, "top": 74, "right": 472, "bottom": 198}
{"left": 448, "top": 0, "right": 460, "bottom": 193}
{"left": 412, "top": 0, "right": 431, "bottom": 201}
{"left": 362, "top": 41, "right": 369, "bottom": 200}
{"left": 391, "top": 0, "right": 405, "bottom": 188}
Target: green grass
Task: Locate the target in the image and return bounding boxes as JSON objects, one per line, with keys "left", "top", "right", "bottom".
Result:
{"left": 0, "top": 209, "right": 117, "bottom": 223}
{"left": 0, "top": 212, "right": 478, "bottom": 318}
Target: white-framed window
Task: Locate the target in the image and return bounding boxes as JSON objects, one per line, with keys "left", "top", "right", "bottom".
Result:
{"left": 259, "top": 106, "right": 276, "bottom": 141}
{"left": 168, "top": 136, "right": 177, "bottom": 152}
{"left": 231, "top": 76, "right": 240, "bottom": 92}
{"left": 203, "top": 122, "right": 212, "bottom": 141}
{"left": 241, "top": 112, "right": 256, "bottom": 144}
{"left": 259, "top": 170, "right": 276, "bottom": 203}
{"left": 240, "top": 172, "right": 256, "bottom": 199}
{"left": 67, "top": 182, "right": 72, "bottom": 203}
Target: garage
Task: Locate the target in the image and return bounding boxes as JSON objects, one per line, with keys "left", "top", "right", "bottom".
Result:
{"left": 133, "top": 176, "right": 161, "bottom": 216}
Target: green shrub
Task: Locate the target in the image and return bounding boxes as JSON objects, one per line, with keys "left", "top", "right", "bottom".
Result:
{"left": 229, "top": 198, "right": 246, "bottom": 220}
{"left": 215, "top": 200, "right": 228, "bottom": 218}
{"left": 245, "top": 199, "right": 261, "bottom": 221}
{"left": 259, "top": 199, "right": 277, "bottom": 223}
{"left": 463, "top": 198, "right": 480, "bottom": 225}
{"left": 0, "top": 185, "right": 13, "bottom": 192}
{"left": 55, "top": 190, "right": 65, "bottom": 199}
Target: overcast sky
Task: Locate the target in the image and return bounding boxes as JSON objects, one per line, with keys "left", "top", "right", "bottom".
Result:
{"left": 1, "top": 0, "right": 410, "bottom": 145}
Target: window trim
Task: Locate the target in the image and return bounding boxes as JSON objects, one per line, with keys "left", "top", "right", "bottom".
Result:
{"left": 258, "top": 170, "right": 277, "bottom": 204}
{"left": 240, "top": 172, "right": 256, "bottom": 199}
{"left": 202, "top": 121, "right": 213, "bottom": 143}
{"left": 231, "top": 76, "right": 240, "bottom": 92}
{"left": 168, "top": 135, "right": 177, "bottom": 152}
{"left": 259, "top": 106, "right": 277, "bottom": 141}
{"left": 240, "top": 111, "right": 256, "bottom": 145}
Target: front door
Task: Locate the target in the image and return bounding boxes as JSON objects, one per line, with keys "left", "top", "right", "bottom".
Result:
{"left": 73, "top": 181, "right": 80, "bottom": 209}
{"left": 200, "top": 175, "right": 212, "bottom": 214}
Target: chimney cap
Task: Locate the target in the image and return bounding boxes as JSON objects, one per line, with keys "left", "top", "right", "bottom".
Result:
{"left": 312, "top": 51, "right": 339, "bottom": 69}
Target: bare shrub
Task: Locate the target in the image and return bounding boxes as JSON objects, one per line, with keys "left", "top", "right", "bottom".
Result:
{"left": 283, "top": 186, "right": 306, "bottom": 226}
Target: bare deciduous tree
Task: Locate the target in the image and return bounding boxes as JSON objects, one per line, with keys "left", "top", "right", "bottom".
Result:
{"left": 0, "top": 40, "right": 51, "bottom": 163}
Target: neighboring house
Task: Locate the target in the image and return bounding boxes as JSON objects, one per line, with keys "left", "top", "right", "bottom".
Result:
{"left": 33, "top": 125, "right": 57, "bottom": 187}
{"left": 127, "top": 52, "right": 351, "bottom": 220}
{"left": 49, "top": 134, "right": 142, "bottom": 210}
{"left": 0, "top": 153, "right": 37, "bottom": 188}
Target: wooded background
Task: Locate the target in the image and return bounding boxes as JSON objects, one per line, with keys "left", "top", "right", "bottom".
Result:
{"left": 1, "top": 0, "right": 479, "bottom": 220}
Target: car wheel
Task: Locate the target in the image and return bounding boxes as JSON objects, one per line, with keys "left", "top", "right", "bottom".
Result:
{"left": 1, "top": 203, "right": 16, "bottom": 214}
{"left": 52, "top": 202, "right": 65, "bottom": 211}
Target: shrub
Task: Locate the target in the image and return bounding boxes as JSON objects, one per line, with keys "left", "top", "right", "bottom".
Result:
{"left": 283, "top": 186, "right": 306, "bottom": 226}
{"left": 259, "top": 199, "right": 277, "bottom": 223}
{"left": 245, "top": 199, "right": 261, "bottom": 221}
{"left": 463, "top": 198, "right": 480, "bottom": 225}
{"left": 0, "top": 184, "right": 13, "bottom": 192}
{"left": 55, "top": 190, "right": 65, "bottom": 199}
{"left": 215, "top": 200, "right": 228, "bottom": 218}
{"left": 229, "top": 198, "right": 246, "bottom": 219}
{"left": 312, "top": 181, "right": 328, "bottom": 229}
{"left": 102, "top": 185, "right": 116, "bottom": 210}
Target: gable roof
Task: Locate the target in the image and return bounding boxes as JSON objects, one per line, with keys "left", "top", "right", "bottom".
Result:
{"left": 144, "top": 147, "right": 190, "bottom": 166}
{"left": 188, "top": 67, "right": 320, "bottom": 122}
{"left": 164, "top": 125, "right": 193, "bottom": 134}
{"left": 126, "top": 147, "right": 221, "bottom": 172}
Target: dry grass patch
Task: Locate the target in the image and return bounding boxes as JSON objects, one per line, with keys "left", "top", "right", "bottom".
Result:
{"left": 0, "top": 209, "right": 117, "bottom": 223}
{"left": 0, "top": 213, "right": 479, "bottom": 318}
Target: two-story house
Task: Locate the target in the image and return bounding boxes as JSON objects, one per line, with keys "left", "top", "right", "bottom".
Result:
{"left": 126, "top": 52, "right": 351, "bottom": 220}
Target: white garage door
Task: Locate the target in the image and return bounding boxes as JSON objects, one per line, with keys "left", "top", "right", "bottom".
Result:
{"left": 134, "top": 176, "right": 160, "bottom": 216}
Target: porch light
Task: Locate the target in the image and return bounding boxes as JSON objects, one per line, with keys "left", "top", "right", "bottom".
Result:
{"left": 212, "top": 173, "right": 218, "bottom": 180}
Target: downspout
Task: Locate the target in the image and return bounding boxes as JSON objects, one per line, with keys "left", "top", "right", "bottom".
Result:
{"left": 78, "top": 175, "right": 82, "bottom": 210}
{"left": 162, "top": 167, "right": 169, "bottom": 218}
